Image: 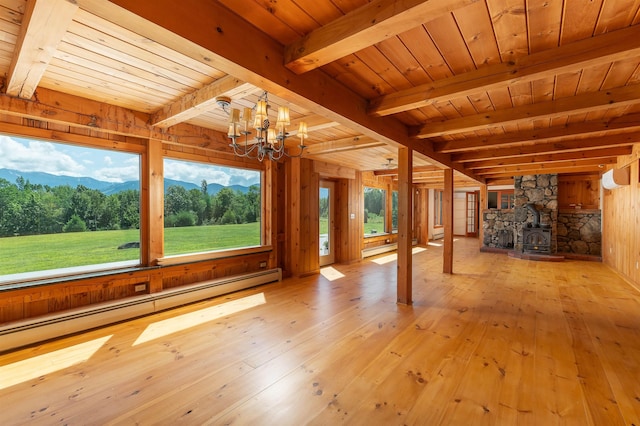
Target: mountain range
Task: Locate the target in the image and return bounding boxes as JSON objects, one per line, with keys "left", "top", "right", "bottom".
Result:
{"left": 0, "top": 168, "right": 251, "bottom": 195}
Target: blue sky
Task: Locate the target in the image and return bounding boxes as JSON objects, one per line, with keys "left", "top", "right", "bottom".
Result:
{"left": 0, "top": 135, "right": 260, "bottom": 187}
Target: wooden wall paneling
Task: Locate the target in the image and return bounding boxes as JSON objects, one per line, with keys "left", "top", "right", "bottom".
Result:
{"left": 602, "top": 143, "right": 640, "bottom": 290}
{"left": 276, "top": 162, "right": 287, "bottom": 273}
{"left": 558, "top": 173, "right": 600, "bottom": 209}
{"left": 305, "top": 159, "right": 320, "bottom": 275}
{"left": 285, "top": 158, "right": 319, "bottom": 277}
{"left": 414, "top": 187, "right": 429, "bottom": 245}
{"left": 397, "top": 147, "right": 412, "bottom": 305}
{"left": 264, "top": 160, "right": 276, "bottom": 270}
{"left": 443, "top": 168, "right": 454, "bottom": 274}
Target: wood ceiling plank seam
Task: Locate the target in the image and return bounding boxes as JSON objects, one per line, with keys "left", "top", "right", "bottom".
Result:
{"left": 324, "top": 55, "right": 387, "bottom": 99}
{"left": 472, "top": 158, "right": 619, "bottom": 174}
{"left": 595, "top": 0, "right": 640, "bottom": 34}
{"left": 0, "top": 8, "right": 20, "bottom": 35}
{"left": 352, "top": 45, "right": 413, "bottom": 93}
{"left": 526, "top": 0, "right": 562, "bottom": 53}
{"left": 601, "top": 58, "right": 640, "bottom": 90}
{"left": 454, "top": 0, "right": 502, "bottom": 69}
{"left": 375, "top": 36, "right": 431, "bottom": 87}
{"left": 531, "top": 76, "right": 555, "bottom": 103}
{"left": 424, "top": 12, "right": 477, "bottom": 76}
{"left": 507, "top": 79, "right": 533, "bottom": 107}
{"left": 40, "top": 69, "right": 169, "bottom": 113}
{"left": 574, "top": 62, "right": 610, "bottom": 94}
{"left": 74, "top": 9, "right": 221, "bottom": 77}
{"left": 485, "top": 0, "right": 529, "bottom": 62}
{"left": 64, "top": 22, "right": 207, "bottom": 86}
{"left": 397, "top": 25, "right": 453, "bottom": 82}
{"left": 46, "top": 58, "right": 177, "bottom": 106}
{"left": 559, "top": 0, "right": 603, "bottom": 44}
{"left": 52, "top": 44, "right": 191, "bottom": 99}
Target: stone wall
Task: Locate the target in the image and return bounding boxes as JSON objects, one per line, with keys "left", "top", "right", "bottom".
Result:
{"left": 513, "top": 174, "right": 558, "bottom": 252}
{"left": 482, "top": 209, "right": 515, "bottom": 249}
{"left": 557, "top": 210, "right": 601, "bottom": 256}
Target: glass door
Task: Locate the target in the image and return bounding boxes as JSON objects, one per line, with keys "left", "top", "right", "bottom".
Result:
{"left": 320, "top": 181, "right": 335, "bottom": 266}
{"left": 466, "top": 191, "right": 478, "bottom": 237}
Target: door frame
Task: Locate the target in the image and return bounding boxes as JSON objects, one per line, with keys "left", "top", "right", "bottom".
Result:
{"left": 319, "top": 180, "right": 335, "bottom": 266}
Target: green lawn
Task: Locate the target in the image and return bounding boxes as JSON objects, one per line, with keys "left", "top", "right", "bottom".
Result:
{"left": 0, "top": 222, "right": 260, "bottom": 276}
{"left": 364, "top": 215, "right": 385, "bottom": 235}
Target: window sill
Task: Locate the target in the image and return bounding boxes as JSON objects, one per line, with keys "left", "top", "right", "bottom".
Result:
{"left": 0, "top": 262, "right": 157, "bottom": 292}
{"left": 157, "top": 245, "right": 272, "bottom": 266}
{"left": 364, "top": 233, "right": 390, "bottom": 239}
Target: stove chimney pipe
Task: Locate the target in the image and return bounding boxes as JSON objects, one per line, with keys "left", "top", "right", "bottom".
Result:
{"left": 525, "top": 202, "right": 540, "bottom": 227}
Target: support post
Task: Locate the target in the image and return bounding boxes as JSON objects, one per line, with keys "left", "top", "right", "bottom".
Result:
{"left": 443, "top": 168, "right": 454, "bottom": 274}
{"left": 397, "top": 147, "right": 413, "bottom": 304}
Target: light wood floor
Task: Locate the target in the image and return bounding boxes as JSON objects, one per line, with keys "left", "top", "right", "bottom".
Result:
{"left": 1, "top": 238, "right": 640, "bottom": 425}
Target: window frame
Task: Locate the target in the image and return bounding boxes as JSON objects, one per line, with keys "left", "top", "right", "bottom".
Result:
{"left": 158, "top": 154, "right": 268, "bottom": 265}
{"left": 0, "top": 135, "right": 144, "bottom": 285}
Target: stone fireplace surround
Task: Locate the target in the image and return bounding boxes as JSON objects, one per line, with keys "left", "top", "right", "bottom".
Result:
{"left": 482, "top": 174, "right": 602, "bottom": 258}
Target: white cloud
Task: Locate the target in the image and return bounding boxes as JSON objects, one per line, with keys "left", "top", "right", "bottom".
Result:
{"left": 0, "top": 136, "right": 85, "bottom": 176}
{"left": 0, "top": 136, "right": 260, "bottom": 187}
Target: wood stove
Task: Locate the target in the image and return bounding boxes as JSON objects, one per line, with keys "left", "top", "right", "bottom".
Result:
{"left": 522, "top": 227, "right": 551, "bottom": 254}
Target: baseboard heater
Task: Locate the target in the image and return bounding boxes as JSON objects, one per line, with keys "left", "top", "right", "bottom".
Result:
{"left": 362, "top": 239, "right": 417, "bottom": 258}
{"left": 0, "top": 268, "right": 281, "bottom": 353}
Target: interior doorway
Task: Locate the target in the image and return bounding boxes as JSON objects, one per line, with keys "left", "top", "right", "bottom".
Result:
{"left": 466, "top": 191, "right": 478, "bottom": 237}
{"left": 319, "top": 180, "right": 335, "bottom": 266}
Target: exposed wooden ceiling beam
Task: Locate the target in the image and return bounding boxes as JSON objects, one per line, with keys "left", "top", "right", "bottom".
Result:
{"left": 479, "top": 164, "right": 608, "bottom": 179}
{"left": 151, "top": 76, "right": 253, "bottom": 128}
{"left": 413, "top": 84, "right": 640, "bottom": 138}
{"left": 476, "top": 158, "right": 616, "bottom": 176}
{"left": 284, "top": 0, "right": 477, "bottom": 74}
{"left": 433, "top": 113, "right": 640, "bottom": 153}
{"left": 466, "top": 146, "right": 628, "bottom": 170}
{"left": 304, "top": 136, "right": 384, "bottom": 155}
{"left": 6, "top": 0, "right": 78, "bottom": 99}
{"left": 369, "top": 25, "right": 640, "bottom": 117}
{"left": 451, "top": 132, "right": 640, "bottom": 162}
{"left": 80, "top": 0, "right": 484, "bottom": 183}
{"left": 373, "top": 165, "right": 441, "bottom": 176}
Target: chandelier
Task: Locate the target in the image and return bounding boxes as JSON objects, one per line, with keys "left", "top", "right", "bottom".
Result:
{"left": 221, "top": 91, "right": 308, "bottom": 161}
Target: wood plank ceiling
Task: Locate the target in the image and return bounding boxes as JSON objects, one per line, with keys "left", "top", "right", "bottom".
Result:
{"left": 1, "top": 0, "right": 640, "bottom": 186}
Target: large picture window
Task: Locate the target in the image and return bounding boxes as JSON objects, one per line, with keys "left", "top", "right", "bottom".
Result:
{"left": 0, "top": 136, "right": 141, "bottom": 280}
{"left": 163, "top": 158, "right": 261, "bottom": 257}
{"left": 363, "top": 186, "right": 386, "bottom": 236}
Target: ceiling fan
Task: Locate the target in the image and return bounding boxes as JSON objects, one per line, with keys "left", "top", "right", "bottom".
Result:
{"left": 382, "top": 158, "right": 398, "bottom": 169}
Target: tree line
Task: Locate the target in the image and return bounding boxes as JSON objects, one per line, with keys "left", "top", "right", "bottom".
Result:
{"left": 0, "top": 177, "right": 260, "bottom": 237}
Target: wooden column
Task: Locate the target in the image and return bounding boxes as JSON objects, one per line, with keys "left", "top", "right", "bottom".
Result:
{"left": 443, "top": 168, "right": 454, "bottom": 274}
{"left": 478, "top": 183, "right": 488, "bottom": 248}
{"left": 145, "top": 139, "right": 164, "bottom": 265}
{"left": 397, "top": 147, "right": 413, "bottom": 305}
{"left": 145, "top": 138, "right": 164, "bottom": 292}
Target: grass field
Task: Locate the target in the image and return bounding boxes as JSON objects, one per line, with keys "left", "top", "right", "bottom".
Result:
{"left": 0, "top": 222, "right": 260, "bottom": 276}
{"left": 364, "top": 215, "right": 385, "bottom": 235}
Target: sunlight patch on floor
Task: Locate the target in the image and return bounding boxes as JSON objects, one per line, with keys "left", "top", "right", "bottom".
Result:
{"left": 133, "top": 293, "right": 266, "bottom": 346}
{"left": 0, "top": 335, "right": 112, "bottom": 390}
{"left": 372, "top": 247, "right": 427, "bottom": 265}
{"left": 320, "top": 266, "right": 345, "bottom": 281}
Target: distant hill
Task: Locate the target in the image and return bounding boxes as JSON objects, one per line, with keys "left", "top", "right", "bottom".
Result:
{"left": 0, "top": 168, "right": 251, "bottom": 195}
